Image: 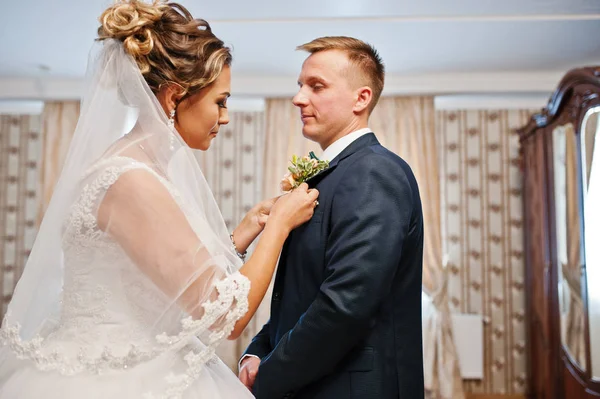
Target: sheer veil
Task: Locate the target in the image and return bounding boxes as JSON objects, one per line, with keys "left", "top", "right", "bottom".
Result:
{"left": 1, "top": 39, "right": 248, "bottom": 380}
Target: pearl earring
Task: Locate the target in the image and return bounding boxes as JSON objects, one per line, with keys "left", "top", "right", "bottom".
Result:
{"left": 168, "top": 109, "right": 176, "bottom": 150}
{"left": 168, "top": 109, "right": 175, "bottom": 127}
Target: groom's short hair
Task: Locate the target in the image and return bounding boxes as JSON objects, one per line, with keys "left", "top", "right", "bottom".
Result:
{"left": 297, "top": 36, "right": 385, "bottom": 113}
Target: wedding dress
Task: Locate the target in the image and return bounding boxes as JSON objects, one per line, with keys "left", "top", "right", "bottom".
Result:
{"left": 0, "top": 40, "right": 254, "bottom": 398}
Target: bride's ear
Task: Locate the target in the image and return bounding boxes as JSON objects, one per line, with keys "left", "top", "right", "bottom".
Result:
{"left": 156, "top": 83, "right": 186, "bottom": 115}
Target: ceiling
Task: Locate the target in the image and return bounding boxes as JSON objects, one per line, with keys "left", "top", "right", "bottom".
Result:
{"left": 0, "top": 0, "right": 599, "bottom": 93}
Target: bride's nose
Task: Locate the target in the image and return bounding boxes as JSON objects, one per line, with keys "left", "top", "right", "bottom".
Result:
{"left": 219, "top": 108, "right": 229, "bottom": 125}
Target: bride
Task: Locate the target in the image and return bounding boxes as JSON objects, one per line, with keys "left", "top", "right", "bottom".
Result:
{"left": 0, "top": 1, "right": 319, "bottom": 398}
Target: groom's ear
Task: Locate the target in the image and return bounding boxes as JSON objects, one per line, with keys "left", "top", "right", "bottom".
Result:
{"left": 353, "top": 86, "right": 373, "bottom": 114}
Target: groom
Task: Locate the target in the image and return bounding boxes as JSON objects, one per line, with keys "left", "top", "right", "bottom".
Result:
{"left": 240, "top": 36, "right": 424, "bottom": 399}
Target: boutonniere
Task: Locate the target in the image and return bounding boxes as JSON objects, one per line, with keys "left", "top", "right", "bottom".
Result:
{"left": 280, "top": 151, "right": 329, "bottom": 192}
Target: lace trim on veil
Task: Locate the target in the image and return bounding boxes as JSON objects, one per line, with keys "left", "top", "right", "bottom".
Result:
{"left": 0, "top": 273, "right": 250, "bottom": 396}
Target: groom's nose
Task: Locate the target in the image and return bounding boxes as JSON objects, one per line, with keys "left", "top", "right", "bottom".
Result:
{"left": 292, "top": 90, "right": 308, "bottom": 107}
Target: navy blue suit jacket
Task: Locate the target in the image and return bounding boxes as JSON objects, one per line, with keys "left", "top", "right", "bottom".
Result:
{"left": 244, "top": 133, "right": 424, "bottom": 399}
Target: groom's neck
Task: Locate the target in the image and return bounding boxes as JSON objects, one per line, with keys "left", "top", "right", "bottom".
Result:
{"left": 320, "top": 122, "right": 368, "bottom": 151}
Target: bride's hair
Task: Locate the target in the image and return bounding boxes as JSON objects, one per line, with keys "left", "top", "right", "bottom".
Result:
{"left": 97, "top": 0, "right": 232, "bottom": 98}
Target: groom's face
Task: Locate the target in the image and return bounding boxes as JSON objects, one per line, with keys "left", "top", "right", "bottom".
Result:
{"left": 293, "top": 50, "right": 359, "bottom": 150}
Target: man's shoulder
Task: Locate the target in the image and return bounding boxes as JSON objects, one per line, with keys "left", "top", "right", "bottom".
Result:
{"left": 346, "top": 143, "right": 412, "bottom": 176}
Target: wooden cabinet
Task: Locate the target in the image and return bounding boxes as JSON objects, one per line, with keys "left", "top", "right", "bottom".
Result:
{"left": 519, "top": 67, "right": 600, "bottom": 399}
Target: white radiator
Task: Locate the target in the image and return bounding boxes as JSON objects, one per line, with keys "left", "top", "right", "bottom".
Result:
{"left": 451, "top": 313, "right": 483, "bottom": 379}
{"left": 422, "top": 294, "right": 483, "bottom": 379}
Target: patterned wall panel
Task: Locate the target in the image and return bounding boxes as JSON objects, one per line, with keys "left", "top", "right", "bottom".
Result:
{"left": 437, "top": 110, "right": 533, "bottom": 395}
{"left": 0, "top": 115, "right": 41, "bottom": 317}
{"left": 198, "top": 112, "right": 265, "bottom": 232}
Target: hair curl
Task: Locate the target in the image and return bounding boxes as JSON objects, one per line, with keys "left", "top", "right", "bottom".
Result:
{"left": 98, "top": 0, "right": 232, "bottom": 98}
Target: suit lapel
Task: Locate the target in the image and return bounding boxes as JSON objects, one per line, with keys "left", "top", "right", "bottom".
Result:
{"left": 305, "top": 164, "right": 337, "bottom": 188}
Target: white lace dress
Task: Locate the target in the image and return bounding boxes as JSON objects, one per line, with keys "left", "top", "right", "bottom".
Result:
{"left": 0, "top": 158, "right": 254, "bottom": 399}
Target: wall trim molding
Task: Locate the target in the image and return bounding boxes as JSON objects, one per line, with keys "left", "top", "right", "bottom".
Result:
{"left": 0, "top": 93, "right": 551, "bottom": 115}
{"left": 0, "top": 100, "right": 44, "bottom": 115}
{"left": 0, "top": 70, "right": 565, "bottom": 100}
{"left": 435, "top": 94, "right": 549, "bottom": 110}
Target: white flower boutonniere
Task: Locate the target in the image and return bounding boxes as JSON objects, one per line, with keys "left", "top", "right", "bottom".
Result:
{"left": 280, "top": 151, "right": 329, "bottom": 192}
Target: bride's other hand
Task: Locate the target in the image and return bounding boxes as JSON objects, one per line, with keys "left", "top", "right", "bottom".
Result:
{"left": 250, "top": 196, "right": 279, "bottom": 229}
{"left": 268, "top": 183, "right": 319, "bottom": 234}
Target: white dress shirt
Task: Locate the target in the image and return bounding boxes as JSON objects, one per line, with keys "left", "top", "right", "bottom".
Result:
{"left": 321, "top": 128, "right": 372, "bottom": 161}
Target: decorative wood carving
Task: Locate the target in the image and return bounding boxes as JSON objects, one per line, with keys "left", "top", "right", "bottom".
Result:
{"left": 519, "top": 67, "right": 600, "bottom": 139}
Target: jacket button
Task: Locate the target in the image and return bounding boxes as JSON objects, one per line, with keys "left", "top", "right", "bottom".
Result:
{"left": 273, "top": 292, "right": 281, "bottom": 300}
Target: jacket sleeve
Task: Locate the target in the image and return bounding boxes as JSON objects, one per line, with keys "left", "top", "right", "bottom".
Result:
{"left": 242, "top": 318, "right": 272, "bottom": 360}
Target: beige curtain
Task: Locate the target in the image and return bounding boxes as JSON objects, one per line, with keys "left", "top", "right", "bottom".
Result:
{"left": 0, "top": 115, "right": 42, "bottom": 317}
{"left": 196, "top": 111, "right": 266, "bottom": 370}
{"left": 563, "top": 124, "right": 586, "bottom": 368}
{"left": 372, "top": 97, "right": 464, "bottom": 399}
{"left": 37, "top": 101, "right": 80, "bottom": 225}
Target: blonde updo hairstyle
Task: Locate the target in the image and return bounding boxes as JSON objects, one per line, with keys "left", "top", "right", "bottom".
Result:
{"left": 97, "top": 0, "right": 232, "bottom": 100}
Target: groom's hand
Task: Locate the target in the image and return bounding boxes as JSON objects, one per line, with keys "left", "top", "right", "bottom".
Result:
{"left": 239, "top": 356, "right": 261, "bottom": 390}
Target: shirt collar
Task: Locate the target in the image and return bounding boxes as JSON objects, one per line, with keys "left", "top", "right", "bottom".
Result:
{"left": 321, "top": 128, "right": 372, "bottom": 162}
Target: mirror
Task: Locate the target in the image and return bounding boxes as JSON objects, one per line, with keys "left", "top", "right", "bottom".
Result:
{"left": 581, "top": 106, "right": 600, "bottom": 379}
{"left": 553, "top": 122, "right": 587, "bottom": 370}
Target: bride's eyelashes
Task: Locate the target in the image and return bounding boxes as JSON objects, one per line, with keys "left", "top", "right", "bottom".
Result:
{"left": 217, "top": 96, "right": 228, "bottom": 109}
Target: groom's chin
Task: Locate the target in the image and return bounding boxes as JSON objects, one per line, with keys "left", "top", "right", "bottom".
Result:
{"left": 301, "top": 127, "right": 320, "bottom": 143}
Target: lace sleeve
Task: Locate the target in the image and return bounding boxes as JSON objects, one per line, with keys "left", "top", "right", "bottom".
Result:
{"left": 85, "top": 157, "right": 250, "bottom": 341}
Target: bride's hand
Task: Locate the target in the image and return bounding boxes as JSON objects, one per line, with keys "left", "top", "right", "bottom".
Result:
{"left": 251, "top": 196, "right": 279, "bottom": 229}
{"left": 231, "top": 196, "right": 279, "bottom": 253}
{"left": 268, "top": 183, "right": 319, "bottom": 234}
